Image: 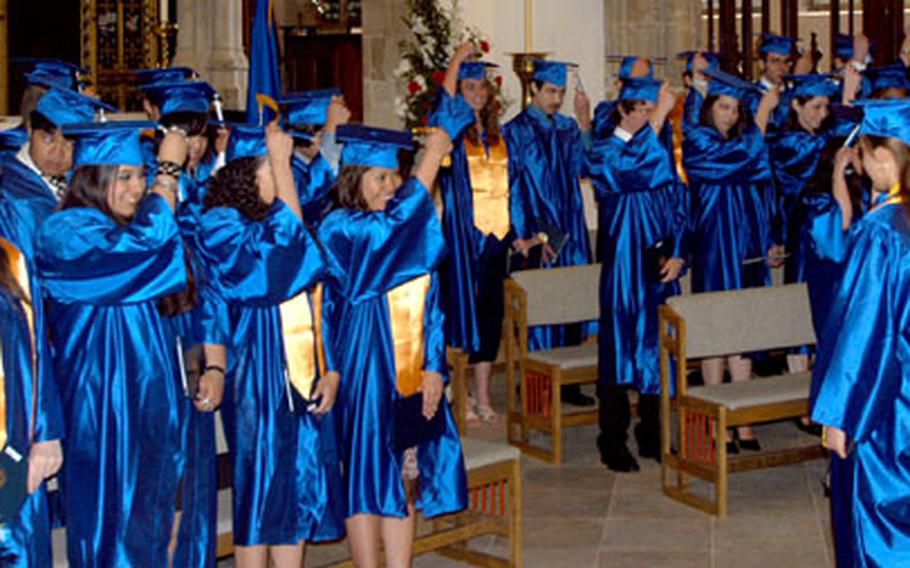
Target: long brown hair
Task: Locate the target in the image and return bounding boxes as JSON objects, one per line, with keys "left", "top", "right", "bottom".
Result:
{"left": 699, "top": 94, "right": 749, "bottom": 139}
{"left": 463, "top": 79, "right": 502, "bottom": 145}
{"left": 859, "top": 134, "right": 910, "bottom": 215}
{"left": 331, "top": 164, "right": 371, "bottom": 211}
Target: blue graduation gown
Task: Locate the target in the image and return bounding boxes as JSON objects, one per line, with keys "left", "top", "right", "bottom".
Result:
{"left": 683, "top": 123, "right": 777, "bottom": 292}
{"left": 504, "top": 105, "right": 593, "bottom": 350}
{"left": 438, "top": 133, "right": 513, "bottom": 356}
{"left": 37, "top": 194, "right": 187, "bottom": 567}
{"left": 810, "top": 201, "right": 910, "bottom": 567}
{"left": 0, "top": 197, "right": 64, "bottom": 567}
{"left": 586, "top": 127, "right": 686, "bottom": 394}
{"left": 0, "top": 154, "right": 58, "bottom": 240}
{"left": 193, "top": 199, "right": 343, "bottom": 546}
{"left": 746, "top": 84, "right": 791, "bottom": 132}
{"left": 291, "top": 153, "right": 336, "bottom": 225}
{"left": 319, "top": 178, "right": 467, "bottom": 519}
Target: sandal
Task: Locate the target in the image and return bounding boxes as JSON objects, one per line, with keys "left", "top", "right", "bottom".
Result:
{"left": 476, "top": 405, "right": 499, "bottom": 423}
{"left": 466, "top": 402, "right": 482, "bottom": 425}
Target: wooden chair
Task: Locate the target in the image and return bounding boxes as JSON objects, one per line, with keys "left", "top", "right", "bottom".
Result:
{"left": 503, "top": 264, "right": 601, "bottom": 463}
{"left": 659, "top": 283, "right": 827, "bottom": 517}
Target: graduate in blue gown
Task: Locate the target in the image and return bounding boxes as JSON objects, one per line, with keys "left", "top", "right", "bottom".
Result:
{"left": 0, "top": 192, "right": 64, "bottom": 567}
{"left": 812, "top": 100, "right": 910, "bottom": 567}
{"left": 585, "top": 77, "right": 688, "bottom": 472}
{"left": 279, "top": 89, "right": 350, "bottom": 225}
{"left": 683, "top": 68, "right": 782, "bottom": 450}
{"left": 437, "top": 43, "right": 514, "bottom": 424}
{"left": 745, "top": 33, "right": 799, "bottom": 134}
{"left": 592, "top": 56, "right": 654, "bottom": 143}
{"left": 138, "top": 78, "right": 228, "bottom": 567}
{"left": 677, "top": 51, "right": 719, "bottom": 130}
{"left": 504, "top": 59, "right": 597, "bottom": 405}
{"left": 192, "top": 124, "right": 343, "bottom": 567}
{"left": 36, "top": 121, "right": 190, "bottom": 566}
{"left": 0, "top": 85, "right": 114, "bottom": 238}
{"left": 319, "top": 122, "right": 467, "bottom": 567}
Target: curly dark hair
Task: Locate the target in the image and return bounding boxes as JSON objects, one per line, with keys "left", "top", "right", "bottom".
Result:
{"left": 204, "top": 155, "right": 271, "bottom": 221}
{"left": 331, "top": 164, "right": 371, "bottom": 211}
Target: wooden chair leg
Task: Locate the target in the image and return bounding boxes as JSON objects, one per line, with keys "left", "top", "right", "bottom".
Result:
{"left": 551, "top": 369, "right": 562, "bottom": 464}
{"left": 508, "top": 458, "right": 522, "bottom": 568}
{"left": 716, "top": 407, "right": 728, "bottom": 517}
{"left": 448, "top": 348, "right": 468, "bottom": 436}
{"left": 519, "top": 363, "right": 530, "bottom": 443}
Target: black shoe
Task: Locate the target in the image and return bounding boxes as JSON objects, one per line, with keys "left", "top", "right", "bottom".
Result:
{"left": 726, "top": 441, "right": 740, "bottom": 455}
{"left": 561, "top": 388, "right": 596, "bottom": 407}
{"left": 601, "top": 445, "right": 640, "bottom": 472}
{"left": 634, "top": 424, "right": 661, "bottom": 461}
{"left": 738, "top": 437, "right": 762, "bottom": 452}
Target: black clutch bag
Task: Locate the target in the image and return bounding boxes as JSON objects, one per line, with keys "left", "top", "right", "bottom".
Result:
{"left": 644, "top": 237, "right": 675, "bottom": 282}
{"left": 392, "top": 393, "right": 446, "bottom": 454}
{"left": 0, "top": 445, "right": 29, "bottom": 524}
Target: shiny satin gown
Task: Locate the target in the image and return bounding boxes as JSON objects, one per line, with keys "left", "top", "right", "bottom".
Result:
{"left": 192, "top": 199, "right": 344, "bottom": 546}
{"left": 0, "top": 196, "right": 64, "bottom": 567}
{"left": 292, "top": 152, "right": 336, "bottom": 225}
{"left": 811, "top": 200, "right": 910, "bottom": 567}
{"left": 504, "top": 105, "right": 593, "bottom": 350}
{"left": 0, "top": 153, "right": 59, "bottom": 240}
{"left": 683, "top": 123, "right": 777, "bottom": 292}
{"left": 438, "top": 132, "right": 512, "bottom": 359}
{"left": 585, "top": 126, "right": 687, "bottom": 394}
{"left": 37, "top": 194, "right": 187, "bottom": 567}
{"left": 319, "top": 178, "right": 467, "bottom": 519}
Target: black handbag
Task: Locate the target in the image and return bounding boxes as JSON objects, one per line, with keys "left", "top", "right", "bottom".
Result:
{"left": 644, "top": 237, "right": 675, "bottom": 282}
{"left": 392, "top": 393, "right": 446, "bottom": 454}
{"left": 0, "top": 446, "right": 28, "bottom": 524}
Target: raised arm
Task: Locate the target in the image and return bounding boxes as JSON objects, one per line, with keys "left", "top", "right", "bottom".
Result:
{"left": 754, "top": 85, "right": 780, "bottom": 134}
{"left": 443, "top": 41, "right": 476, "bottom": 97}
{"left": 650, "top": 81, "right": 678, "bottom": 134}
{"left": 267, "top": 125, "right": 302, "bottom": 220}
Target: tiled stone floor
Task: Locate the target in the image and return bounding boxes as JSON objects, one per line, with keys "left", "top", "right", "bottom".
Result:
{"left": 302, "top": 383, "right": 835, "bottom": 568}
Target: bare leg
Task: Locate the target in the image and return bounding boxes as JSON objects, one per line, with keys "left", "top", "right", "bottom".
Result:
{"left": 269, "top": 541, "right": 306, "bottom": 568}
{"left": 167, "top": 511, "right": 181, "bottom": 567}
{"left": 380, "top": 503, "right": 417, "bottom": 568}
{"left": 728, "top": 355, "right": 755, "bottom": 439}
{"left": 700, "top": 357, "right": 725, "bottom": 385}
{"left": 235, "top": 545, "right": 268, "bottom": 568}
{"left": 346, "top": 514, "right": 382, "bottom": 568}
{"left": 473, "top": 361, "right": 498, "bottom": 421}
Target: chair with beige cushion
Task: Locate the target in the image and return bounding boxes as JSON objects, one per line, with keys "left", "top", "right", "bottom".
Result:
{"left": 658, "top": 283, "right": 826, "bottom": 516}
{"left": 503, "top": 264, "right": 600, "bottom": 463}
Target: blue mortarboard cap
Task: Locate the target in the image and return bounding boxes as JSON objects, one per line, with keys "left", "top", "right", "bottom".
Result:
{"left": 36, "top": 87, "right": 117, "bottom": 127}
{"left": 856, "top": 99, "right": 910, "bottom": 145}
{"left": 617, "top": 56, "right": 654, "bottom": 80}
{"left": 62, "top": 121, "right": 154, "bottom": 167}
{"left": 702, "top": 67, "right": 762, "bottom": 99}
{"left": 786, "top": 73, "right": 839, "bottom": 98}
{"left": 834, "top": 34, "right": 854, "bottom": 59}
{"left": 428, "top": 89, "right": 475, "bottom": 140}
{"left": 134, "top": 67, "right": 197, "bottom": 87}
{"left": 15, "top": 58, "right": 86, "bottom": 90}
{"left": 759, "top": 33, "right": 794, "bottom": 56}
{"left": 533, "top": 60, "right": 576, "bottom": 87}
{"left": 866, "top": 64, "right": 910, "bottom": 92}
{"left": 337, "top": 124, "right": 414, "bottom": 169}
{"left": 458, "top": 61, "right": 498, "bottom": 81}
{"left": 225, "top": 124, "right": 268, "bottom": 162}
{"left": 678, "top": 51, "right": 720, "bottom": 74}
{"left": 0, "top": 127, "right": 28, "bottom": 153}
{"left": 619, "top": 77, "right": 662, "bottom": 102}
{"left": 278, "top": 88, "right": 342, "bottom": 131}
{"left": 139, "top": 81, "right": 215, "bottom": 116}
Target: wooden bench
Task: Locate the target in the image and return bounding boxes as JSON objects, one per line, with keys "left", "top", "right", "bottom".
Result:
{"left": 503, "top": 264, "right": 600, "bottom": 464}
{"left": 658, "top": 283, "right": 827, "bottom": 517}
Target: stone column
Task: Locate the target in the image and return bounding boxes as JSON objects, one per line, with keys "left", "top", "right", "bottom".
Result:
{"left": 603, "top": 0, "right": 700, "bottom": 98}
{"left": 206, "top": 0, "right": 249, "bottom": 108}
{"left": 361, "top": 0, "right": 408, "bottom": 128}
{"left": 172, "top": 0, "right": 210, "bottom": 72}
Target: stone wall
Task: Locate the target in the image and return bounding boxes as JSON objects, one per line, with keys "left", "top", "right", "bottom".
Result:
{"left": 361, "top": 0, "right": 408, "bottom": 128}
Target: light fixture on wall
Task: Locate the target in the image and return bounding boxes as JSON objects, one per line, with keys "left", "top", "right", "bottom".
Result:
{"left": 509, "top": 0, "right": 547, "bottom": 108}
